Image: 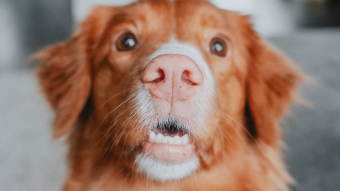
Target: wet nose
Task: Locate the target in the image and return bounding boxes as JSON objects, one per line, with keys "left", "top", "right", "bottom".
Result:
{"left": 142, "top": 54, "right": 203, "bottom": 103}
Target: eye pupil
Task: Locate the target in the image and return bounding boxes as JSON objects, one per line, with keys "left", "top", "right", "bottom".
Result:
{"left": 210, "top": 37, "right": 228, "bottom": 57}
{"left": 116, "top": 32, "right": 138, "bottom": 51}
{"left": 213, "top": 42, "right": 223, "bottom": 53}
{"left": 123, "top": 37, "right": 136, "bottom": 48}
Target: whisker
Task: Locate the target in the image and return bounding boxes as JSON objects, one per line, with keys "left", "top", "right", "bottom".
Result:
{"left": 94, "top": 92, "right": 138, "bottom": 148}
{"left": 220, "top": 114, "right": 253, "bottom": 140}
{"left": 99, "top": 89, "right": 132, "bottom": 109}
{"left": 101, "top": 92, "right": 137, "bottom": 127}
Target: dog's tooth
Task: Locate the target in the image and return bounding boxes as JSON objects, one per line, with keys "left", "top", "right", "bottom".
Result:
{"left": 173, "top": 136, "right": 181, "bottom": 144}
{"left": 161, "top": 134, "right": 168, "bottom": 144}
{"left": 151, "top": 133, "right": 190, "bottom": 145}
{"left": 167, "top": 137, "right": 173, "bottom": 144}
{"left": 156, "top": 133, "right": 163, "bottom": 143}
{"left": 161, "top": 136, "right": 166, "bottom": 143}
{"left": 150, "top": 131, "right": 156, "bottom": 141}
{"left": 183, "top": 134, "right": 189, "bottom": 144}
{"left": 165, "top": 136, "right": 172, "bottom": 144}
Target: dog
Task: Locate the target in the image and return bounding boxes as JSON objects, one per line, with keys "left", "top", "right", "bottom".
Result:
{"left": 36, "top": 0, "right": 301, "bottom": 190}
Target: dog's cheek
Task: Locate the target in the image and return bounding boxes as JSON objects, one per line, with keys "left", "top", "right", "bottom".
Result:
{"left": 194, "top": 66, "right": 247, "bottom": 166}
{"left": 126, "top": 126, "right": 148, "bottom": 147}
{"left": 92, "top": 67, "right": 116, "bottom": 112}
{"left": 108, "top": 51, "right": 141, "bottom": 72}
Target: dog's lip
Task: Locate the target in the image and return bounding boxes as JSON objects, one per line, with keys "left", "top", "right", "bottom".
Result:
{"left": 141, "top": 130, "right": 195, "bottom": 164}
{"left": 143, "top": 141, "right": 195, "bottom": 164}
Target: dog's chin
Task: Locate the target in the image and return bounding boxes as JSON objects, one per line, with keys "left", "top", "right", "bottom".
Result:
{"left": 135, "top": 153, "right": 199, "bottom": 181}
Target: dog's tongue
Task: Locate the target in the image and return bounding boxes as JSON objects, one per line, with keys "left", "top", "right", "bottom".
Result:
{"left": 143, "top": 142, "right": 195, "bottom": 164}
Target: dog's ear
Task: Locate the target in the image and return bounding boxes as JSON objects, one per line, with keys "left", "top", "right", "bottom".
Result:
{"left": 243, "top": 18, "right": 302, "bottom": 146}
{"left": 35, "top": 6, "right": 114, "bottom": 138}
{"left": 36, "top": 34, "right": 91, "bottom": 139}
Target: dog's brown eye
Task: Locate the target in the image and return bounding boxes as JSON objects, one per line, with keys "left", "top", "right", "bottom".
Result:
{"left": 116, "top": 32, "right": 138, "bottom": 51}
{"left": 210, "top": 37, "right": 228, "bottom": 57}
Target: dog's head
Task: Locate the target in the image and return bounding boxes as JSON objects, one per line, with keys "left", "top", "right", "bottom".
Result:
{"left": 36, "top": 0, "right": 300, "bottom": 182}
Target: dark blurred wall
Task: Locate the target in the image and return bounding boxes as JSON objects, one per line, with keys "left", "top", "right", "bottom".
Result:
{"left": 297, "top": 0, "right": 340, "bottom": 28}
{"left": 0, "top": 0, "right": 72, "bottom": 70}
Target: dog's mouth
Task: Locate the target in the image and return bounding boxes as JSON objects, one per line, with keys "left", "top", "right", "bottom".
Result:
{"left": 142, "top": 120, "right": 196, "bottom": 164}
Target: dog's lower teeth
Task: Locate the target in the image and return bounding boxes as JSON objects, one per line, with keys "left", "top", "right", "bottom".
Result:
{"left": 149, "top": 131, "right": 189, "bottom": 144}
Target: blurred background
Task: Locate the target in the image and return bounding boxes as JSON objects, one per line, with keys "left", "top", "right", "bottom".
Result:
{"left": 0, "top": 0, "right": 339, "bottom": 190}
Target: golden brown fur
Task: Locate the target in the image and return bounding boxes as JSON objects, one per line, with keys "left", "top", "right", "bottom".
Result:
{"left": 36, "top": 0, "right": 301, "bottom": 190}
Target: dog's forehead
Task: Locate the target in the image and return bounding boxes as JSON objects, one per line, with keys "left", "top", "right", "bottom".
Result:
{"left": 74, "top": 0, "right": 252, "bottom": 22}
{"left": 107, "top": 0, "right": 227, "bottom": 40}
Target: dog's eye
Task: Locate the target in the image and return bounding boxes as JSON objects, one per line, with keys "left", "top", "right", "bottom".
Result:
{"left": 210, "top": 37, "right": 228, "bottom": 57}
{"left": 116, "top": 32, "right": 138, "bottom": 51}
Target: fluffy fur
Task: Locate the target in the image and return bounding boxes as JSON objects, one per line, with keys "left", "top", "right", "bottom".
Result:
{"left": 36, "top": 0, "right": 301, "bottom": 190}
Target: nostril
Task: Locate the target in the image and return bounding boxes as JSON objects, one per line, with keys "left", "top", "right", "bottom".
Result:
{"left": 153, "top": 68, "right": 165, "bottom": 83}
{"left": 181, "top": 70, "right": 200, "bottom": 86}
{"left": 142, "top": 67, "right": 166, "bottom": 83}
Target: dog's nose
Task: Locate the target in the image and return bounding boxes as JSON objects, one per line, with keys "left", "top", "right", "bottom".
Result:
{"left": 142, "top": 54, "right": 203, "bottom": 103}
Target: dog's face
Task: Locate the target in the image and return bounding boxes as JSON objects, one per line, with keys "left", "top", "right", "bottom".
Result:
{"left": 37, "top": 0, "right": 300, "bottom": 183}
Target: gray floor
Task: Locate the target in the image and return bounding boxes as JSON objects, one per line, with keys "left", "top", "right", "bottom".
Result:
{"left": 0, "top": 0, "right": 340, "bottom": 190}
{"left": 0, "top": 70, "right": 67, "bottom": 191}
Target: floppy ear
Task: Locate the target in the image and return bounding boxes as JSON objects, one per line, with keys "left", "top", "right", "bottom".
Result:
{"left": 35, "top": 6, "right": 115, "bottom": 138}
{"left": 35, "top": 34, "right": 91, "bottom": 139}
{"left": 245, "top": 31, "right": 302, "bottom": 146}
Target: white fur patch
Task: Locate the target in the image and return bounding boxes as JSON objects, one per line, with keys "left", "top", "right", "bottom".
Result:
{"left": 135, "top": 154, "right": 199, "bottom": 181}
{"left": 148, "top": 39, "right": 212, "bottom": 74}
{"left": 135, "top": 85, "right": 157, "bottom": 127}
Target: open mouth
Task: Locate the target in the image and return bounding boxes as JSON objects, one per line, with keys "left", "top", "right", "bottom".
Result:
{"left": 143, "top": 120, "right": 196, "bottom": 164}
